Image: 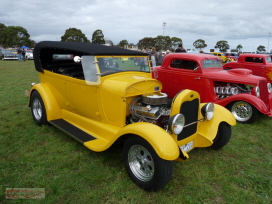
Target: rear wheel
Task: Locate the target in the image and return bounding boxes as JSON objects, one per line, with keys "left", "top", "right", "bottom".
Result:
{"left": 211, "top": 122, "right": 231, "bottom": 150}
{"left": 123, "top": 136, "right": 173, "bottom": 191}
{"left": 30, "top": 91, "right": 47, "bottom": 126}
{"left": 228, "top": 101, "right": 259, "bottom": 124}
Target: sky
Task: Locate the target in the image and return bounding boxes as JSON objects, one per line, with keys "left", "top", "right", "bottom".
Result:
{"left": 1, "top": 0, "right": 272, "bottom": 52}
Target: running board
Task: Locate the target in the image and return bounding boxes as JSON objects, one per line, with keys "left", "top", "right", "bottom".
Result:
{"left": 49, "top": 119, "right": 96, "bottom": 143}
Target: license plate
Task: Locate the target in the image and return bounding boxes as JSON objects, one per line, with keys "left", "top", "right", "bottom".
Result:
{"left": 180, "top": 141, "right": 194, "bottom": 152}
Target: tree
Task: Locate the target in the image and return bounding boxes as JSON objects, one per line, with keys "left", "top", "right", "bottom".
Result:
{"left": 193, "top": 39, "right": 207, "bottom": 51}
{"left": 117, "top": 39, "right": 128, "bottom": 48}
{"left": 214, "top": 40, "right": 230, "bottom": 52}
{"left": 137, "top": 37, "right": 156, "bottom": 50}
{"left": 0, "top": 23, "right": 6, "bottom": 30}
{"left": 257, "top": 45, "right": 266, "bottom": 53}
{"left": 29, "top": 40, "right": 36, "bottom": 48}
{"left": 92, "top": 29, "right": 105, "bottom": 44}
{"left": 170, "top": 37, "right": 182, "bottom": 49}
{"left": 137, "top": 36, "right": 183, "bottom": 51}
{"left": 154, "top": 35, "right": 171, "bottom": 51}
{"left": 236, "top": 44, "right": 243, "bottom": 53}
{"left": 0, "top": 26, "right": 31, "bottom": 48}
{"left": 61, "top": 28, "right": 89, "bottom": 42}
{"left": 0, "top": 23, "right": 6, "bottom": 46}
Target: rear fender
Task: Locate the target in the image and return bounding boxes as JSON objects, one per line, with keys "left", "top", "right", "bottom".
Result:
{"left": 117, "top": 123, "right": 180, "bottom": 161}
{"left": 29, "top": 83, "right": 61, "bottom": 121}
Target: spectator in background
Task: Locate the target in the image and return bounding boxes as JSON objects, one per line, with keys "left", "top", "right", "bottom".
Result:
{"left": 150, "top": 47, "right": 158, "bottom": 67}
{"left": 22, "top": 49, "right": 26, "bottom": 61}
{"left": 157, "top": 52, "right": 165, "bottom": 65}
{"left": 175, "top": 44, "right": 187, "bottom": 53}
{"left": 17, "top": 48, "right": 22, "bottom": 61}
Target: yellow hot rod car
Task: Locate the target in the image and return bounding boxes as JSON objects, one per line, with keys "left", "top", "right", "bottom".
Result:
{"left": 28, "top": 41, "right": 236, "bottom": 191}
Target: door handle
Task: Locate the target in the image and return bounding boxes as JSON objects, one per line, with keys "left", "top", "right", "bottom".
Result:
{"left": 195, "top": 77, "right": 200, "bottom": 79}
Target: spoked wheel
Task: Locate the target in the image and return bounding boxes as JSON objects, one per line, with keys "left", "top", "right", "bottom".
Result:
{"left": 123, "top": 136, "right": 173, "bottom": 191}
{"left": 228, "top": 101, "right": 259, "bottom": 124}
{"left": 30, "top": 91, "right": 47, "bottom": 126}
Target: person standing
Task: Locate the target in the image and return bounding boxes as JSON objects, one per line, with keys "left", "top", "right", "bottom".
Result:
{"left": 157, "top": 52, "right": 165, "bottom": 65}
{"left": 22, "top": 49, "right": 26, "bottom": 61}
{"left": 150, "top": 47, "right": 158, "bottom": 67}
{"left": 17, "top": 48, "right": 22, "bottom": 61}
{"left": 175, "top": 44, "right": 187, "bottom": 53}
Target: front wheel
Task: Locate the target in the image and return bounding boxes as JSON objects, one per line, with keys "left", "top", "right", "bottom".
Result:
{"left": 228, "top": 101, "right": 259, "bottom": 123}
{"left": 123, "top": 136, "right": 173, "bottom": 191}
{"left": 210, "top": 122, "right": 231, "bottom": 150}
{"left": 30, "top": 91, "right": 47, "bottom": 126}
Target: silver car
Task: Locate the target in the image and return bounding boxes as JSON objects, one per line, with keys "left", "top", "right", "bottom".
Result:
{"left": 0, "top": 49, "right": 18, "bottom": 60}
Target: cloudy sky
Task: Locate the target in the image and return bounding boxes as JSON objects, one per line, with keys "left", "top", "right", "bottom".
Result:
{"left": 1, "top": 0, "right": 272, "bottom": 52}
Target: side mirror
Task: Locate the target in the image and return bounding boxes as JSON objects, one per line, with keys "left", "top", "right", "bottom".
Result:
{"left": 74, "top": 56, "right": 82, "bottom": 63}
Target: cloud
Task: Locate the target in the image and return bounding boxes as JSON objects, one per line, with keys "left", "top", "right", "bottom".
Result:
{"left": 1, "top": 0, "right": 272, "bottom": 52}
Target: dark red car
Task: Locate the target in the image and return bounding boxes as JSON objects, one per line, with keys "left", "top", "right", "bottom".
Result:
{"left": 152, "top": 53, "right": 272, "bottom": 123}
{"left": 223, "top": 54, "right": 272, "bottom": 83}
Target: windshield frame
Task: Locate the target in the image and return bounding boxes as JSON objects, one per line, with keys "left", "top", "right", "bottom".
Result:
{"left": 80, "top": 55, "right": 151, "bottom": 85}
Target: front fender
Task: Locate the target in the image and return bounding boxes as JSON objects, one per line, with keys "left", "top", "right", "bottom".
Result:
{"left": 195, "top": 103, "right": 236, "bottom": 147}
{"left": 117, "top": 123, "right": 179, "bottom": 161}
{"left": 215, "top": 94, "right": 269, "bottom": 115}
{"left": 29, "top": 83, "right": 61, "bottom": 121}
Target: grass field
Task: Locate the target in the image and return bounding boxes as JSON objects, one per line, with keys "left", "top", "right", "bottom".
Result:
{"left": 0, "top": 60, "right": 271, "bottom": 204}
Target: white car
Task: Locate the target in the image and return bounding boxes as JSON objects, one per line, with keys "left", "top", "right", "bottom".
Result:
{"left": 25, "top": 50, "right": 33, "bottom": 60}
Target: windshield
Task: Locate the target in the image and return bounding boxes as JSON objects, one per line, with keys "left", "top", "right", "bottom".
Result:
{"left": 266, "top": 56, "right": 271, "bottom": 63}
{"left": 96, "top": 56, "right": 150, "bottom": 75}
{"left": 202, "top": 59, "right": 222, "bottom": 69}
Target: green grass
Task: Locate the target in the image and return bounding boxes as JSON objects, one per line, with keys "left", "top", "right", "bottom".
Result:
{"left": 0, "top": 60, "right": 271, "bottom": 204}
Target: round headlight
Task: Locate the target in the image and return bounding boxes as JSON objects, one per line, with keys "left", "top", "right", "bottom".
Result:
{"left": 168, "top": 114, "right": 185, "bottom": 135}
{"left": 255, "top": 86, "right": 260, "bottom": 97}
{"left": 201, "top": 103, "right": 214, "bottom": 120}
{"left": 268, "top": 83, "right": 272, "bottom": 93}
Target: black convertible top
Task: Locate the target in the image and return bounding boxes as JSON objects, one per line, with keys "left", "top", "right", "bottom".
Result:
{"left": 34, "top": 41, "right": 147, "bottom": 72}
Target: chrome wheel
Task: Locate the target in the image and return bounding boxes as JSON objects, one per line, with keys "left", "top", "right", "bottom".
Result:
{"left": 231, "top": 101, "right": 253, "bottom": 122}
{"left": 30, "top": 91, "right": 47, "bottom": 126}
{"left": 123, "top": 136, "right": 173, "bottom": 191}
{"left": 128, "top": 144, "right": 154, "bottom": 182}
{"left": 32, "top": 98, "right": 43, "bottom": 120}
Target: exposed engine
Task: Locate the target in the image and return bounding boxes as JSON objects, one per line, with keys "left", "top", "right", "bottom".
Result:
{"left": 214, "top": 82, "right": 253, "bottom": 99}
{"left": 127, "top": 93, "right": 171, "bottom": 131}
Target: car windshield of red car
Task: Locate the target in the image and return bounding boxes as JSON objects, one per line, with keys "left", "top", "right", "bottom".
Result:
{"left": 202, "top": 60, "right": 222, "bottom": 69}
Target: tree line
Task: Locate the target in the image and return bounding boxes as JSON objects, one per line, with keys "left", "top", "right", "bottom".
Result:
{"left": 0, "top": 23, "right": 268, "bottom": 53}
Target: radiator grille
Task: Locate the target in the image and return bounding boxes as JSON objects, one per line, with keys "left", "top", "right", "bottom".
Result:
{"left": 178, "top": 98, "right": 199, "bottom": 140}
{"left": 259, "top": 80, "right": 270, "bottom": 109}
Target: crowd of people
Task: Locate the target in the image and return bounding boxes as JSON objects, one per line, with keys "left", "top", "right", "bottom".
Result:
{"left": 143, "top": 44, "right": 187, "bottom": 67}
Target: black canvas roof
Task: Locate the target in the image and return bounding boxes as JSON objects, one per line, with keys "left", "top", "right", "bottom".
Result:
{"left": 33, "top": 41, "right": 147, "bottom": 72}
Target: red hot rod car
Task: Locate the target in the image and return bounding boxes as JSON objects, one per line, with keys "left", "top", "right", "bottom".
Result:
{"left": 153, "top": 53, "right": 272, "bottom": 123}
{"left": 223, "top": 53, "right": 272, "bottom": 83}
